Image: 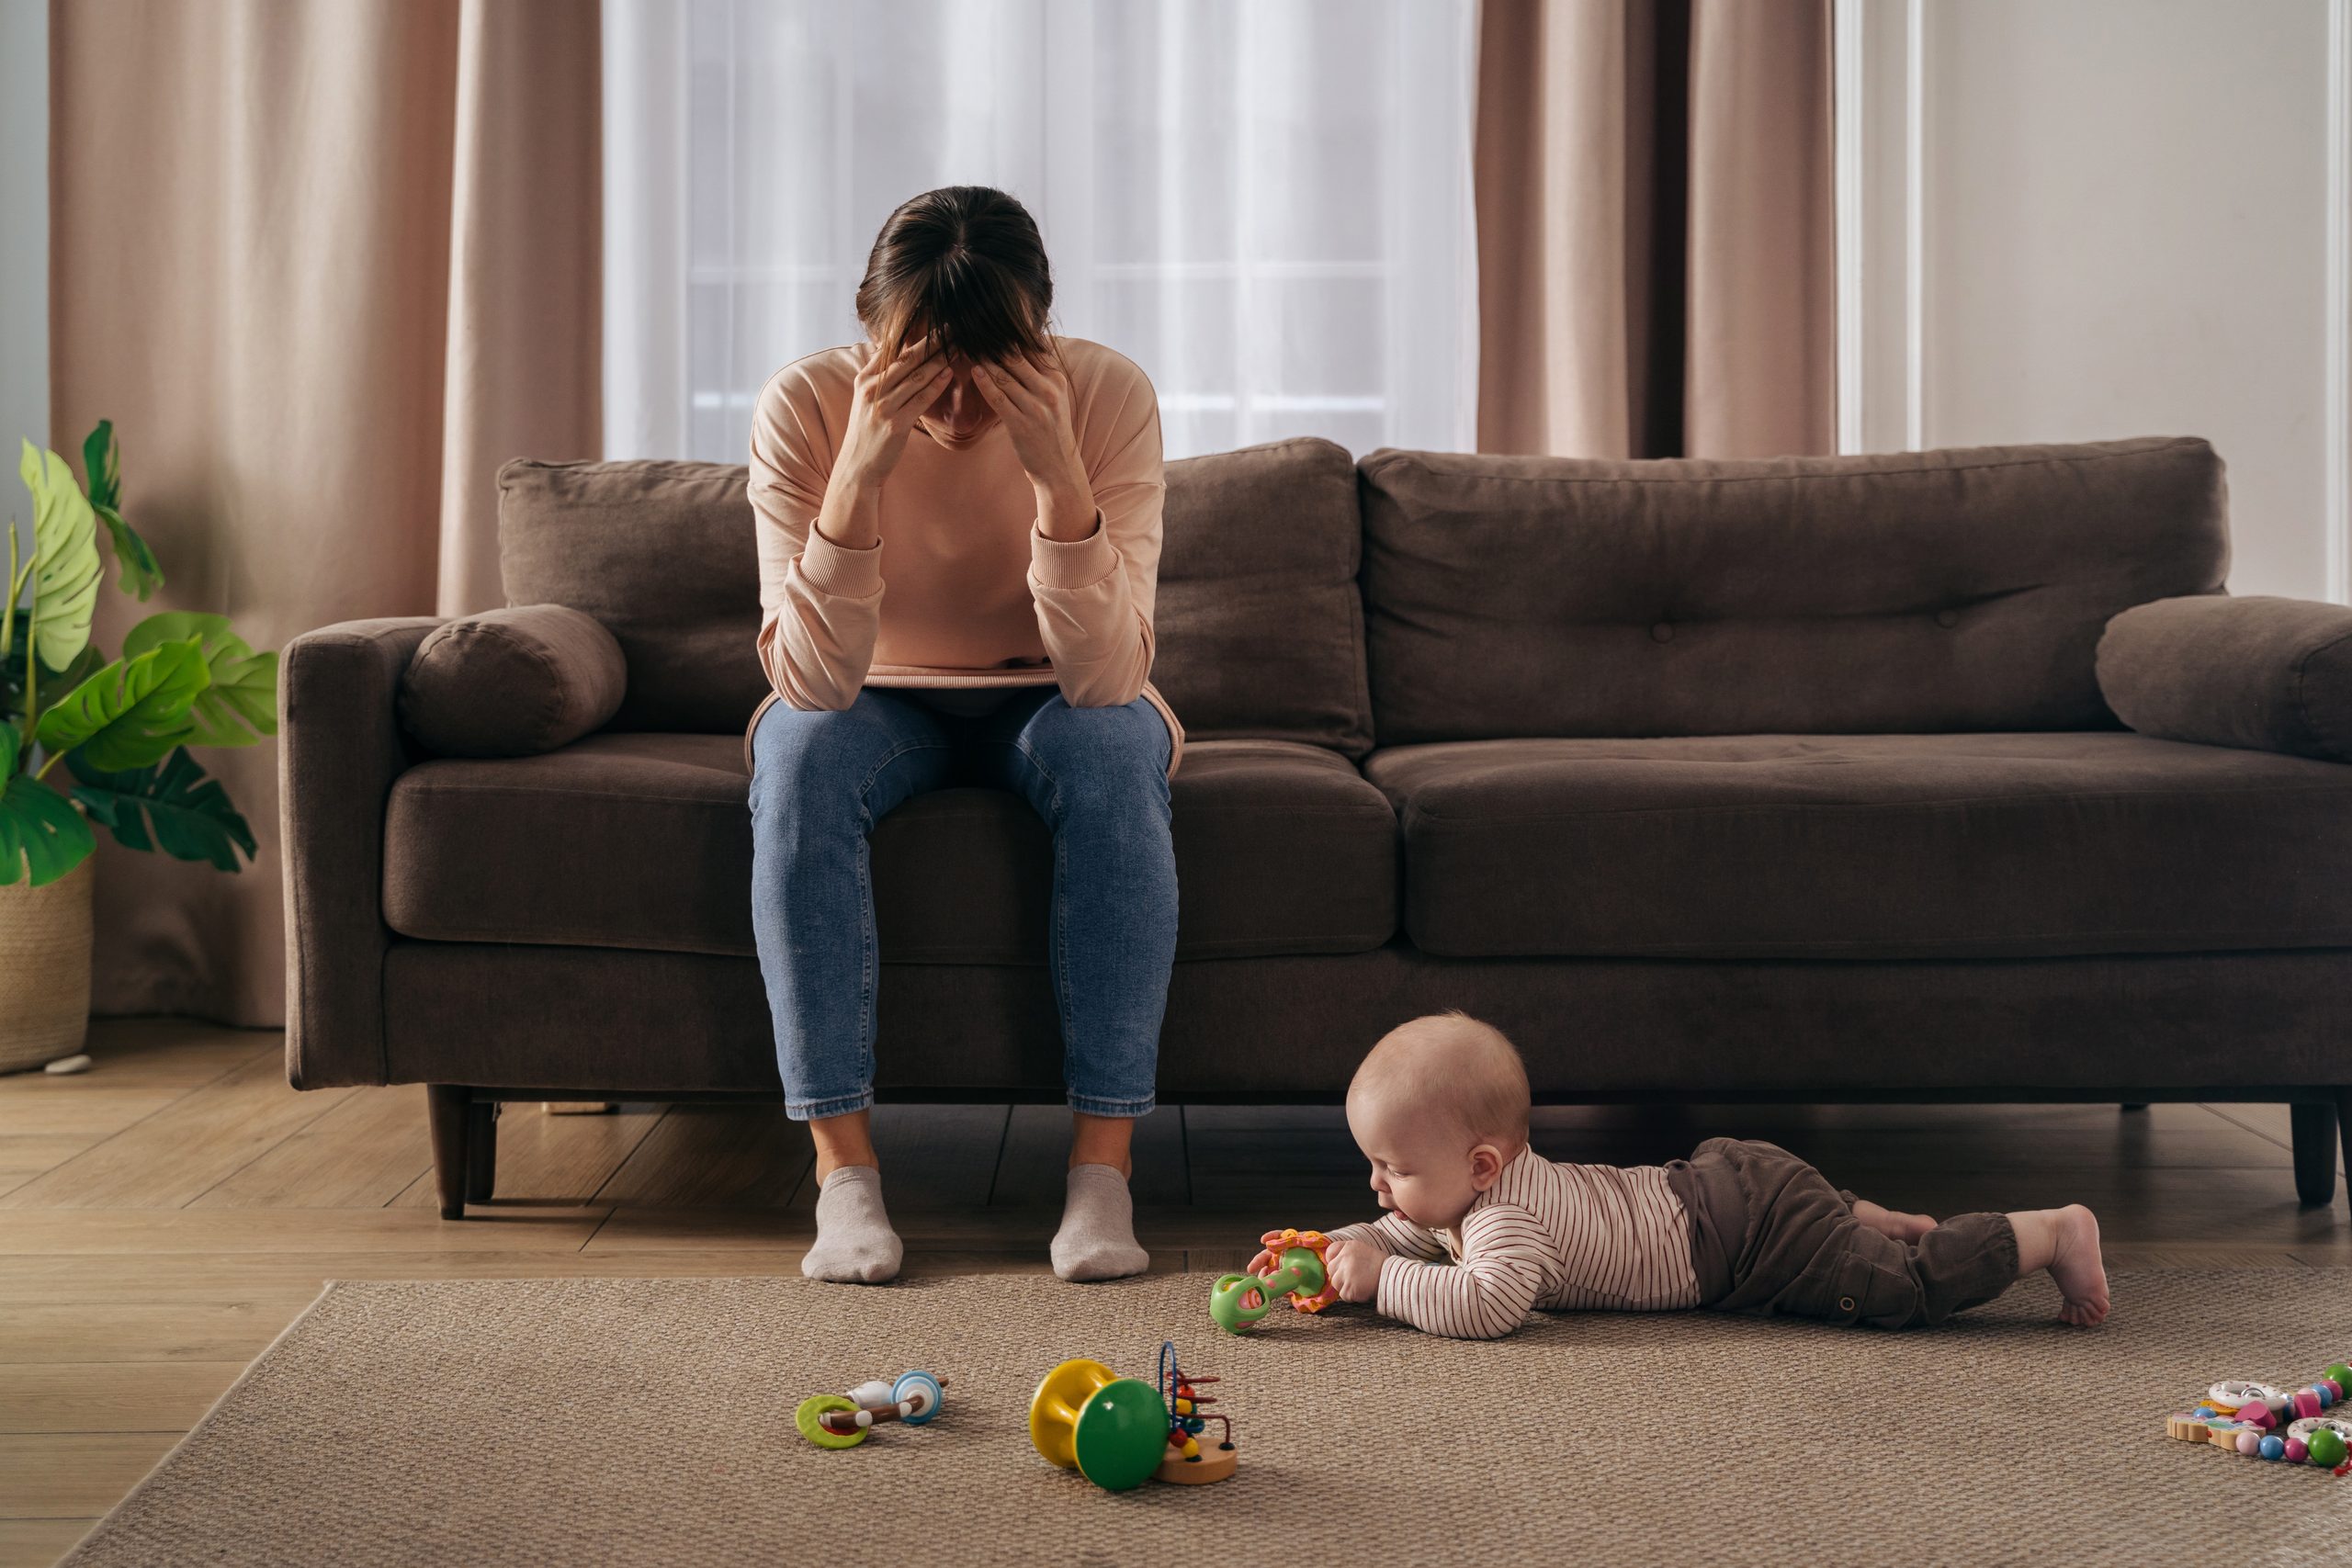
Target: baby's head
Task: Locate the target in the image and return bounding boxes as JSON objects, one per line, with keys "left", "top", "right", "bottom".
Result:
{"left": 1344, "top": 1010, "right": 1532, "bottom": 1232}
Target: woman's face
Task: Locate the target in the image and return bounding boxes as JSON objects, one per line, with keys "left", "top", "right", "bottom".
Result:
{"left": 909, "top": 343, "right": 999, "bottom": 439}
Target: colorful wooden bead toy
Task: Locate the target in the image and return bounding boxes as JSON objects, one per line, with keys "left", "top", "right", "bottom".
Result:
{"left": 794, "top": 1370, "right": 948, "bottom": 1450}
{"left": 1153, "top": 1340, "right": 1238, "bottom": 1485}
{"left": 2168, "top": 1364, "right": 2352, "bottom": 1473}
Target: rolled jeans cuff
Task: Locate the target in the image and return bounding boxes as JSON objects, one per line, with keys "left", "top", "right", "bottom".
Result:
{"left": 785, "top": 1089, "right": 876, "bottom": 1122}
{"left": 1069, "top": 1091, "right": 1156, "bottom": 1119}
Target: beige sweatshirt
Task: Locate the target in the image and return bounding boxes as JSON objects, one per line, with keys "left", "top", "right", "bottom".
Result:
{"left": 742, "top": 334, "right": 1184, "bottom": 780}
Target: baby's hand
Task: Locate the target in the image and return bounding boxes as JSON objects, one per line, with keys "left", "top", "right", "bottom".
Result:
{"left": 1244, "top": 1247, "right": 1278, "bottom": 1276}
{"left": 1324, "top": 1237, "right": 1383, "bottom": 1303}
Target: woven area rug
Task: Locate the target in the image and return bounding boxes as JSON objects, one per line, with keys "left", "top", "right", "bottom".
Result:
{"left": 59, "top": 1269, "right": 2352, "bottom": 1567}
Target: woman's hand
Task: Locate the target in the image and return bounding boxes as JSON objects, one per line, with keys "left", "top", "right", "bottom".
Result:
{"left": 837, "top": 333, "right": 953, "bottom": 489}
{"left": 970, "top": 345, "right": 1083, "bottom": 492}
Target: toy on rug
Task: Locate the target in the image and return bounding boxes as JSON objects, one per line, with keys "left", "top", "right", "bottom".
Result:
{"left": 1208, "top": 1227, "right": 1340, "bottom": 1335}
{"left": 1028, "top": 1341, "right": 1240, "bottom": 1491}
{"left": 2165, "top": 1363, "right": 2352, "bottom": 1472}
{"left": 796, "top": 1371, "right": 948, "bottom": 1450}
{"left": 1154, "top": 1340, "right": 1238, "bottom": 1484}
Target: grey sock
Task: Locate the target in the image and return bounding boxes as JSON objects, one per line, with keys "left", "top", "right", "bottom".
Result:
{"left": 802, "top": 1165, "right": 903, "bottom": 1284}
{"left": 1051, "top": 1163, "right": 1150, "bottom": 1282}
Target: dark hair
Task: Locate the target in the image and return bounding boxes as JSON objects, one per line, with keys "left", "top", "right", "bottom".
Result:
{"left": 855, "top": 186, "right": 1058, "bottom": 369}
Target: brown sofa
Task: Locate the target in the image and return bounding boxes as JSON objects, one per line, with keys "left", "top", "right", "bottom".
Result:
{"left": 279, "top": 434, "right": 2352, "bottom": 1219}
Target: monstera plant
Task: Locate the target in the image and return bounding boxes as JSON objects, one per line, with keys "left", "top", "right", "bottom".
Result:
{"left": 4, "top": 423, "right": 273, "bottom": 886}
{"left": 2, "top": 423, "right": 276, "bottom": 1071}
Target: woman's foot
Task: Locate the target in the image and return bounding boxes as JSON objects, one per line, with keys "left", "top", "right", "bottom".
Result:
{"left": 1051, "top": 1163, "right": 1149, "bottom": 1281}
{"left": 1851, "top": 1198, "right": 1937, "bottom": 1242}
{"left": 802, "top": 1165, "right": 903, "bottom": 1284}
{"left": 2046, "top": 1203, "right": 2109, "bottom": 1326}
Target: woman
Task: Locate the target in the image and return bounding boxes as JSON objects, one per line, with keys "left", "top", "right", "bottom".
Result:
{"left": 743, "top": 186, "right": 1183, "bottom": 1285}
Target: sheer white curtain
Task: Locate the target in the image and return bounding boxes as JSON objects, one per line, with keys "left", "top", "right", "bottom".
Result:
{"left": 603, "top": 0, "right": 1480, "bottom": 464}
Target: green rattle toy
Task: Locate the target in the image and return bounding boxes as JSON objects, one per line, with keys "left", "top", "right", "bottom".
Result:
{"left": 1209, "top": 1227, "right": 1340, "bottom": 1335}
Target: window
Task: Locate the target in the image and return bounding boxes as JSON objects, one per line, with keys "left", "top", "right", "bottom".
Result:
{"left": 605, "top": 0, "right": 1478, "bottom": 464}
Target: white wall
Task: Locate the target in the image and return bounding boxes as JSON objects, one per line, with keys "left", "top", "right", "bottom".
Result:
{"left": 1, "top": 0, "right": 45, "bottom": 562}
{"left": 1839, "top": 0, "right": 2339, "bottom": 602}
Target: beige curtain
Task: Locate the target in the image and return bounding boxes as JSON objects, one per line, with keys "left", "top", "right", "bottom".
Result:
{"left": 1476, "top": 0, "right": 1835, "bottom": 458}
{"left": 50, "top": 0, "right": 601, "bottom": 1026}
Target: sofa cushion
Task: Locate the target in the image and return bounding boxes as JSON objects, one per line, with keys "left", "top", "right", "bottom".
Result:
{"left": 397, "top": 604, "right": 627, "bottom": 757}
{"left": 1357, "top": 435, "right": 2228, "bottom": 744}
{"left": 2098, "top": 593, "right": 2352, "bottom": 762}
{"left": 498, "top": 439, "right": 1374, "bottom": 752}
{"left": 1364, "top": 731, "right": 2352, "bottom": 960}
{"left": 382, "top": 734, "right": 1396, "bottom": 961}
{"left": 500, "top": 459, "right": 768, "bottom": 733}
{"left": 1152, "top": 437, "right": 1374, "bottom": 755}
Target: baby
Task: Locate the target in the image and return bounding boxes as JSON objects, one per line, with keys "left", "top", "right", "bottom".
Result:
{"left": 1266, "top": 1010, "right": 2110, "bottom": 1341}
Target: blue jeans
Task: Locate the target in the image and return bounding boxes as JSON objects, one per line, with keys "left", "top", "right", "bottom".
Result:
{"left": 748, "top": 686, "right": 1177, "bottom": 1121}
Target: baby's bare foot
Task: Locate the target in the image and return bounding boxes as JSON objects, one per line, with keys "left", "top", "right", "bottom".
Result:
{"left": 2048, "top": 1203, "right": 2109, "bottom": 1326}
{"left": 1851, "top": 1198, "right": 1937, "bottom": 1242}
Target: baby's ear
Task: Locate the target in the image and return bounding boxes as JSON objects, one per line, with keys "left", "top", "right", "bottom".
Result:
{"left": 1468, "top": 1142, "right": 1506, "bottom": 1191}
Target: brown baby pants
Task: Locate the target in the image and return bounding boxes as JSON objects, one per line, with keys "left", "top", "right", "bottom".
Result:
{"left": 1661, "top": 1136, "right": 2020, "bottom": 1329}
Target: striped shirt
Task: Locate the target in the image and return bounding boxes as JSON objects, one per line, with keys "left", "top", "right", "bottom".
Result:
{"left": 1325, "top": 1145, "right": 1701, "bottom": 1340}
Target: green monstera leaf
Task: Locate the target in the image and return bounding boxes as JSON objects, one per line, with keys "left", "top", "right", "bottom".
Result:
{"left": 68, "top": 746, "right": 254, "bottom": 873}
{"left": 0, "top": 724, "right": 96, "bottom": 886}
{"left": 82, "top": 420, "right": 119, "bottom": 511}
{"left": 33, "top": 641, "right": 107, "bottom": 729}
{"left": 4, "top": 612, "right": 107, "bottom": 732}
{"left": 81, "top": 422, "right": 163, "bottom": 602}
{"left": 19, "top": 440, "right": 104, "bottom": 673}
{"left": 33, "top": 639, "right": 209, "bottom": 773}
{"left": 122, "top": 613, "right": 276, "bottom": 747}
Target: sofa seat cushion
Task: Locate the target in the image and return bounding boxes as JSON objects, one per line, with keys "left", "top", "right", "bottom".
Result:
{"left": 383, "top": 734, "right": 1396, "bottom": 961}
{"left": 1363, "top": 731, "right": 2352, "bottom": 960}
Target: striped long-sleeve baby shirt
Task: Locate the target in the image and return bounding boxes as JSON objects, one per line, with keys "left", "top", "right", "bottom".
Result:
{"left": 1325, "top": 1145, "right": 1702, "bottom": 1340}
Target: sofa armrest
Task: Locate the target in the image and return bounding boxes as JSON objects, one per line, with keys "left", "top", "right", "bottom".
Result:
{"left": 279, "top": 616, "right": 449, "bottom": 1088}
{"left": 2096, "top": 594, "right": 2352, "bottom": 761}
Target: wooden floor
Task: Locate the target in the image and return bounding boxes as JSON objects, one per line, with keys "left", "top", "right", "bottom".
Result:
{"left": 5, "top": 1018, "right": 2348, "bottom": 1565}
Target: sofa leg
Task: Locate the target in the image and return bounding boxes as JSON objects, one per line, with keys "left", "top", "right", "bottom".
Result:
{"left": 427, "top": 1085, "right": 471, "bottom": 1220}
{"left": 465, "top": 1100, "right": 500, "bottom": 1203}
{"left": 2293, "top": 1100, "right": 2339, "bottom": 1208}
{"left": 2119, "top": 1102, "right": 2149, "bottom": 1111}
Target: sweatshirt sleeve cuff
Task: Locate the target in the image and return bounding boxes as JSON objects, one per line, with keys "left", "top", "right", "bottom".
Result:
{"left": 1373, "top": 1254, "right": 1414, "bottom": 1319}
{"left": 797, "top": 526, "right": 884, "bottom": 599}
{"left": 1029, "top": 509, "right": 1118, "bottom": 591}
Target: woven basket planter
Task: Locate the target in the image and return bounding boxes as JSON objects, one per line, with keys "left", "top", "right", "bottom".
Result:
{"left": 0, "top": 856, "right": 93, "bottom": 1073}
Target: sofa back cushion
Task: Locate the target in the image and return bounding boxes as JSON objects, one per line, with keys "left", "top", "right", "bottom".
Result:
{"left": 500, "top": 459, "right": 766, "bottom": 732}
{"left": 498, "top": 441, "right": 1373, "bottom": 750}
{"left": 1356, "top": 434, "right": 2228, "bottom": 743}
{"left": 1154, "top": 437, "right": 1373, "bottom": 755}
